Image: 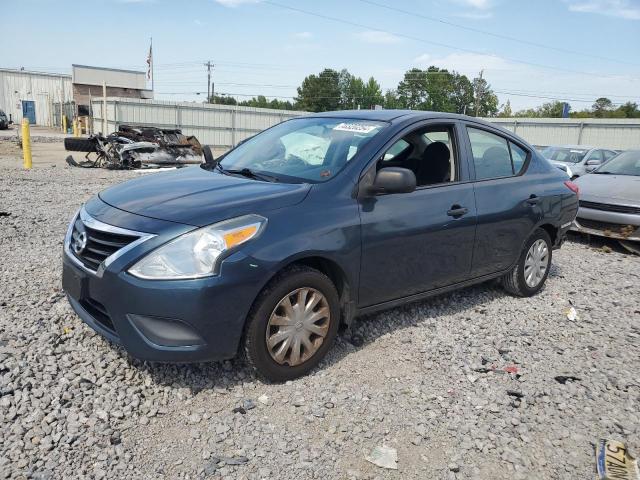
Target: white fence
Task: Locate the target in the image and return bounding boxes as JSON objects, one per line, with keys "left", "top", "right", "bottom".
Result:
{"left": 90, "top": 98, "right": 640, "bottom": 154}
{"left": 91, "top": 98, "right": 304, "bottom": 156}
{"left": 486, "top": 117, "right": 640, "bottom": 150}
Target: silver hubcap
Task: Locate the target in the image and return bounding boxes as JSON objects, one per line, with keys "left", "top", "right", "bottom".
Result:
{"left": 524, "top": 239, "right": 549, "bottom": 288}
{"left": 266, "top": 288, "right": 330, "bottom": 367}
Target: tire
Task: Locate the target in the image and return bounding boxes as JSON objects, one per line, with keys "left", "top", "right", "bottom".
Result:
{"left": 501, "top": 228, "right": 553, "bottom": 297}
{"left": 202, "top": 145, "right": 215, "bottom": 165}
{"left": 64, "top": 137, "right": 98, "bottom": 153}
{"left": 244, "top": 265, "right": 341, "bottom": 382}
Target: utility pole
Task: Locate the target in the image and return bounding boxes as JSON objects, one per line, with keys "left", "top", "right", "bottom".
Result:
{"left": 205, "top": 61, "right": 214, "bottom": 103}
{"left": 474, "top": 69, "right": 484, "bottom": 117}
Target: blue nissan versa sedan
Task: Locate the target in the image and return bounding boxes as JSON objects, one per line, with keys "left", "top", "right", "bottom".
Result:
{"left": 63, "top": 111, "right": 579, "bottom": 381}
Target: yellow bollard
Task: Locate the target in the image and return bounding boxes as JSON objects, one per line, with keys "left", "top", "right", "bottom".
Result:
{"left": 72, "top": 119, "right": 79, "bottom": 137}
{"left": 22, "top": 119, "right": 32, "bottom": 169}
{"left": 62, "top": 114, "right": 67, "bottom": 134}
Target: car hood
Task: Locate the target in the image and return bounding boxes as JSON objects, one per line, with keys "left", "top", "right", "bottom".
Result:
{"left": 99, "top": 166, "right": 311, "bottom": 227}
{"left": 575, "top": 173, "right": 640, "bottom": 205}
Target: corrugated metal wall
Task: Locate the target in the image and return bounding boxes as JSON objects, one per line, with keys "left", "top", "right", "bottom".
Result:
{"left": 89, "top": 98, "right": 640, "bottom": 153}
{"left": 91, "top": 98, "right": 305, "bottom": 155}
{"left": 487, "top": 118, "right": 640, "bottom": 150}
{"left": 0, "top": 69, "right": 72, "bottom": 126}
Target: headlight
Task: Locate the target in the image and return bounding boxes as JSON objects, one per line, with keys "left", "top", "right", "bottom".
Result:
{"left": 129, "top": 214, "right": 267, "bottom": 280}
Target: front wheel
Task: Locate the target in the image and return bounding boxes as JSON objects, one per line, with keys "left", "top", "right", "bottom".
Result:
{"left": 501, "top": 228, "right": 552, "bottom": 297}
{"left": 243, "top": 266, "right": 341, "bottom": 382}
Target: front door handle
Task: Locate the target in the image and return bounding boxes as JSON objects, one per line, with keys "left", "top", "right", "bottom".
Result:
{"left": 526, "top": 195, "right": 540, "bottom": 206}
{"left": 447, "top": 205, "right": 468, "bottom": 218}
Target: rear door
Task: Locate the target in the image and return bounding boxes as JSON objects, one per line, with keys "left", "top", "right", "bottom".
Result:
{"left": 357, "top": 121, "right": 477, "bottom": 307}
{"left": 464, "top": 125, "right": 542, "bottom": 276}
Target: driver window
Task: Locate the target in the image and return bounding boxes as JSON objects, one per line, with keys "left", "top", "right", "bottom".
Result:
{"left": 379, "top": 125, "right": 457, "bottom": 187}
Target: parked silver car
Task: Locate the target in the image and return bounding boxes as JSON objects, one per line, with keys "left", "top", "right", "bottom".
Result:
{"left": 541, "top": 145, "right": 618, "bottom": 178}
{"left": 572, "top": 150, "right": 640, "bottom": 252}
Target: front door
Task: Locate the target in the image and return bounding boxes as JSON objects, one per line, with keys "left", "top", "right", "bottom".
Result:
{"left": 358, "top": 122, "right": 477, "bottom": 307}
{"left": 22, "top": 101, "right": 36, "bottom": 124}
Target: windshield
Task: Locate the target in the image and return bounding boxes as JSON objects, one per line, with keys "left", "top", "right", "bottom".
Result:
{"left": 541, "top": 147, "right": 588, "bottom": 164}
{"left": 218, "top": 117, "right": 387, "bottom": 183}
{"left": 594, "top": 151, "right": 640, "bottom": 176}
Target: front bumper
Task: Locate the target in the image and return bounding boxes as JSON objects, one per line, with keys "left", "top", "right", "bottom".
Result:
{"left": 62, "top": 210, "right": 269, "bottom": 363}
{"left": 571, "top": 207, "right": 640, "bottom": 242}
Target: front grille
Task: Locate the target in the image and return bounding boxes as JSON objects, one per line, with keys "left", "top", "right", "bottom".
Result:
{"left": 579, "top": 200, "right": 640, "bottom": 215}
{"left": 71, "top": 217, "right": 139, "bottom": 271}
{"left": 576, "top": 217, "right": 639, "bottom": 232}
{"left": 80, "top": 297, "right": 116, "bottom": 333}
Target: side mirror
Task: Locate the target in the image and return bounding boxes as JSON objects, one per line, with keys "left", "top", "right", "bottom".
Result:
{"left": 369, "top": 167, "right": 416, "bottom": 195}
{"left": 586, "top": 159, "right": 601, "bottom": 166}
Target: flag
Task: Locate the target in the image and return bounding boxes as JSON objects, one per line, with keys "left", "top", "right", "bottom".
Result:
{"left": 146, "top": 41, "right": 153, "bottom": 81}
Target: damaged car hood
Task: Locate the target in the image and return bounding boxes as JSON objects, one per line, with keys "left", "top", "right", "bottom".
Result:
{"left": 98, "top": 166, "right": 311, "bottom": 227}
{"left": 576, "top": 173, "right": 640, "bottom": 205}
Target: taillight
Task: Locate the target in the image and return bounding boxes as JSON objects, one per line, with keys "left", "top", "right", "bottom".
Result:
{"left": 564, "top": 180, "right": 579, "bottom": 197}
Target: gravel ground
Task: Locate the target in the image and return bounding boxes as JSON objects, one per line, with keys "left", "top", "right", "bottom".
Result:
{"left": 1, "top": 153, "right": 639, "bottom": 480}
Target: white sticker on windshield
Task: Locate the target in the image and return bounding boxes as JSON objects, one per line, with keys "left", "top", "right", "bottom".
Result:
{"left": 333, "top": 123, "right": 379, "bottom": 134}
{"left": 570, "top": 150, "right": 586, "bottom": 153}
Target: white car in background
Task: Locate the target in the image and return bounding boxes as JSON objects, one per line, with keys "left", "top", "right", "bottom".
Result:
{"left": 541, "top": 145, "right": 618, "bottom": 178}
{"left": 549, "top": 160, "right": 573, "bottom": 178}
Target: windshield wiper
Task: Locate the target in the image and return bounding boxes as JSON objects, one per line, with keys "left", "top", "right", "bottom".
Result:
{"left": 592, "top": 170, "right": 613, "bottom": 174}
{"left": 223, "top": 167, "right": 279, "bottom": 182}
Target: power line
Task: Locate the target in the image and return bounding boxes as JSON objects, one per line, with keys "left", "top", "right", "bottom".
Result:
{"left": 356, "top": 0, "right": 640, "bottom": 67}
{"left": 262, "top": 0, "right": 639, "bottom": 81}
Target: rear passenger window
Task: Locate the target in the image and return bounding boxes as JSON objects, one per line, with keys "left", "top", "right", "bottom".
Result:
{"left": 468, "top": 128, "right": 512, "bottom": 180}
{"left": 468, "top": 127, "right": 529, "bottom": 180}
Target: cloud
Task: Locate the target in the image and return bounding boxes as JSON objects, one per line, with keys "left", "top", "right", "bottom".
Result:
{"left": 457, "top": 0, "right": 492, "bottom": 8}
{"left": 413, "top": 52, "right": 513, "bottom": 74}
{"left": 456, "top": 11, "right": 493, "bottom": 19}
{"left": 293, "top": 32, "right": 313, "bottom": 40}
{"left": 355, "top": 30, "right": 402, "bottom": 44}
{"left": 214, "top": 0, "right": 260, "bottom": 7}
{"left": 566, "top": 0, "right": 640, "bottom": 19}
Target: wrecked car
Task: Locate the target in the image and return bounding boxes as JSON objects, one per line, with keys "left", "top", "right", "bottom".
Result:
{"left": 573, "top": 150, "right": 640, "bottom": 254}
{"left": 62, "top": 110, "right": 579, "bottom": 382}
{"left": 64, "top": 125, "right": 211, "bottom": 169}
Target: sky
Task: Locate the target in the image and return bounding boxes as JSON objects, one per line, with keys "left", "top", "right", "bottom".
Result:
{"left": 3, "top": 0, "right": 640, "bottom": 111}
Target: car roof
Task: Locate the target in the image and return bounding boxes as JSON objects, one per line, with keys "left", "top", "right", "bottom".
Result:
{"left": 308, "top": 109, "right": 495, "bottom": 126}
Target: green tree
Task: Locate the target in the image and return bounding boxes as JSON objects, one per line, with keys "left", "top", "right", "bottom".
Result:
{"left": 383, "top": 89, "right": 402, "bottom": 109}
{"left": 592, "top": 97, "right": 613, "bottom": 117}
{"left": 539, "top": 101, "right": 567, "bottom": 118}
{"left": 450, "top": 73, "right": 475, "bottom": 114}
{"left": 472, "top": 76, "right": 498, "bottom": 117}
{"left": 617, "top": 101, "right": 640, "bottom": 118}
{"left": 210, "top": 94, "right": 238, "bottom": 105}
{"left": 396, "top": 68, "right": 429, "bottom": 109}
{"left": 295, "top": 69, "right": 341, "bottom": 112}
{"left": 498, "top": 100, "right": 513, "bottom": 117}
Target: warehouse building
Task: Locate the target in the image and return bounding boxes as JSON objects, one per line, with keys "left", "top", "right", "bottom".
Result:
{"left": 0, "top": 68, "right": 72, "bottom": 126}
{"left": 0, "top": 65, "right": 152, "bottom": 126}
{"left": 72, "top": 64, "right": 152, "bottom": 117}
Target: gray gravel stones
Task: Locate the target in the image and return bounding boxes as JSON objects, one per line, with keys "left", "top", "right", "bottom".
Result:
{"left": 1, "top": 160, "right": 639, "bottom": 479}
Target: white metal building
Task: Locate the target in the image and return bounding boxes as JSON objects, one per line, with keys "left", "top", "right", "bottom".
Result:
{"left": 0, "top": 68, "right": 72, "bottom": 125}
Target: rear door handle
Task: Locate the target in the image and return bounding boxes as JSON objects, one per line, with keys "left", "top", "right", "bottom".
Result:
{"left": 447, "top": 205, "right": 469, "bottom": 217}
{"left": 526, "top": 195, "right": 540, "bottom": 206}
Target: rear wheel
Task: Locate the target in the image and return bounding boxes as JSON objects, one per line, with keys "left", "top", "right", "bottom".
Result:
{"left": 244, "top": 266, "right": 340, "bottom": 382}
{"left": 502, "top": 228, "right": 552, "bottom": 297}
